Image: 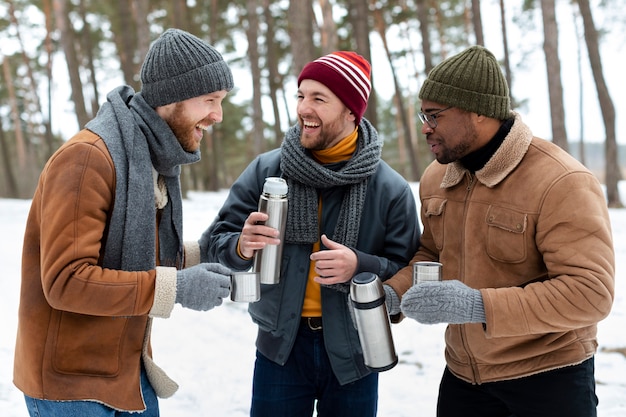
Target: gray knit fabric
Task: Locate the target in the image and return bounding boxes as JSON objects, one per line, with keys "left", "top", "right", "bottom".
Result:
{"left": 86, "top": 86, "right": 199, "bottom": 271}
{"left": 140, "top": 28, "right": 234, "bottom": 108}
{"left": 280, "top": 118, "right": 382, "bottom": 292}
{"left": 400, "top": 280, "right": 486, "bottom": 324}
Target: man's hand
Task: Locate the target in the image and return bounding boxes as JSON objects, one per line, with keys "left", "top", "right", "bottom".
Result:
{"left": 400, "top": 280, "right": 486, "bottom": 324}
{"left": 311, "top": 235, "right": 358, "bottom": 285}
{"left": 176, "top": 263, "right": 231, "bottom": 311}
{"left": 238, "top": 212, "right": 281, "bottom": 259}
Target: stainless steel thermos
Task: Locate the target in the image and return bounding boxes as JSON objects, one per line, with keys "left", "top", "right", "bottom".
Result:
{"left": 254, "top": 177, "right": 288, "bottom": 284}
{"left": 350, "top": 272, "right": 398, "bottom": 372}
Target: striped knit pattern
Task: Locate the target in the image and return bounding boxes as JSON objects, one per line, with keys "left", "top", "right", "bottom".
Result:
{"left": 298, "top": 51, "right": 371, "bottom": 123}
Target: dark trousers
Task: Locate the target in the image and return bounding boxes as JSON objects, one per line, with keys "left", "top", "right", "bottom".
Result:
{"left": 250, "top": 320, "right": 378, "bottom": 417}
{"left": 437, "top": 357, "right": 598, "bottom": 417}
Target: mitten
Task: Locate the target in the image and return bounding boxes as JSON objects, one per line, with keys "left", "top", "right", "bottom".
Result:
{"left": 400, "top": 280, "right": 486, "bottom": 324}
{"left": 176, "top": 263, "right": 231, "bottom": 311}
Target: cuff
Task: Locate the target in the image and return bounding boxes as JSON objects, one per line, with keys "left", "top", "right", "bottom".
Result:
{"left": 150, "top": 266, "right": 177, "bottom": 318}
{"left": 184, "top": 240, "right": 201, "bottom": 267}
{"left": 384, "top": 284, "right": 401, "bottom": 315}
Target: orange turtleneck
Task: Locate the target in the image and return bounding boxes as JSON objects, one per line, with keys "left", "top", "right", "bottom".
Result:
{"left": 301, "top": 128, "right": 358, "bottom": 317}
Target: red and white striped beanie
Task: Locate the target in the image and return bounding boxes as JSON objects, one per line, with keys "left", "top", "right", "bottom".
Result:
{"left": 297, "top": 51, "right": 372, "bottom": 124}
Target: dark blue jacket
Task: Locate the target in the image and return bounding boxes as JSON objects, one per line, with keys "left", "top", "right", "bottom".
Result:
{"left": 206, "top": 146, "right": 420, "bottom": 384}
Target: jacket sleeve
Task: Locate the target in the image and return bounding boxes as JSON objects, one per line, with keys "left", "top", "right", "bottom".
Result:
{"left": 357, "top": 181, "right": 421, "bottom": 281}
{"left": 482, "top": 171, "right": 615, "bottom": 338}
{"left": 203, "top": 154, "right": 278, "bottom": 270}
{"left": 36, "top": 139, "right": 164, "bottom": 317}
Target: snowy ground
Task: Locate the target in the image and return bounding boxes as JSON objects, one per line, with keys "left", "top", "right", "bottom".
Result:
{"left": 1, "top": 183, "right": 624, "bottom": 416}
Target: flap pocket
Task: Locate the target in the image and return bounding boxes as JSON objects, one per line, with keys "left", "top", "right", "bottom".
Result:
{"left": 423, "top": 197, "right": 447, "bottom": 250}
{"left": 486, "top": 206, "right": 527, "bottom": 263}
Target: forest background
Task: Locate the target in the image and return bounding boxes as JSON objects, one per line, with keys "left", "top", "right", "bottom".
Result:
{"left": 1, "top": 0, "right": 625, "bottom": 207}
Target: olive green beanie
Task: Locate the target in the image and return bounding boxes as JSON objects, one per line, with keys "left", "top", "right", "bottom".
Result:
{"left": 419, "top": 45, "right": 510, "bottom": 120}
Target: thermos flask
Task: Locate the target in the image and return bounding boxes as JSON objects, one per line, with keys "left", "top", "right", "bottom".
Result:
{"left": 254, "top": 177, "right": 288, "bottom": 284}
{"left": 350, "top": 272, "right": 398, "bottom": 372}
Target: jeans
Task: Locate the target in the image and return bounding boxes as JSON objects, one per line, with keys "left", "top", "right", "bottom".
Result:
{"left": 24, "top": 364, "right": 159, "bottom": 417}
{"left": 437, "top": 357, "right": 598, "bottom": 417}
{"left": 250, "top": 320, "right": 378, "bottom": 417}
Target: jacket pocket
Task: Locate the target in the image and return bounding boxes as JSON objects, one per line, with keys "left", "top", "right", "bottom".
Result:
{"left": 423, "top": 197, "right": 447, "bottom": 250}
{"left": 485, "top": 206, "right": 527, "bottom": 263}
{"left": 51, "top": 311, "right": 125, "bottom": 376}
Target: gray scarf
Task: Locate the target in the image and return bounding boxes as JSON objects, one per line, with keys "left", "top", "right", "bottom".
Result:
{"left": 280, "top": 118, "right": 381, "bottom": 247}
{"left": 86, "top": 86, "right": 200, "bottom": 271}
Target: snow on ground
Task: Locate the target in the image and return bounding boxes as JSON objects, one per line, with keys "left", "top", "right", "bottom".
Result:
{"left": 1, "top": 183, "right": 624, "bottom": 416}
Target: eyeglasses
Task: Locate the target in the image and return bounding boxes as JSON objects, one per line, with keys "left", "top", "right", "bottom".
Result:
{"left": 418, "top": 106, "right": 453, "bottom": 129}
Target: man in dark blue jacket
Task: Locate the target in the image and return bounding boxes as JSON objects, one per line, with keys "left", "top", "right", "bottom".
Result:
{"left": 203, "top": 51, "right": 420, "bottom": 417}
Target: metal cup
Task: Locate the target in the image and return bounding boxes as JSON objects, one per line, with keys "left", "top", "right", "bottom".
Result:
{"left": 413, "top": 261, "right": 443, "bottom": 285}
{"left": 230, "top": 272, "right": 260, "bottom": 302}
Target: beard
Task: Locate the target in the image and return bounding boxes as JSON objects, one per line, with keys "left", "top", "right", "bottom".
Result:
{"left": 163, "top": 102, "right": 208, "bottom": 153}
{"left": 433, "top": 116, "right": 478, "bottom": 164}
{"left": 299, "top": 109, "right": 351, "bottom": 150}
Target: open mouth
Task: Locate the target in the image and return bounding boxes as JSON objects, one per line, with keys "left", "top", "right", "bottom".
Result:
{"left": 302, "top": 120, "right": 320, "bottom": 131}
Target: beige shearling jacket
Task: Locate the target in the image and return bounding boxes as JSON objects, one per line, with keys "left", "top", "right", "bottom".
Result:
{"left": 14, "top": 130, "right": 201, "bottom": 411}
{"left": 387, "top": 113, "right": 614, "bottom": 384}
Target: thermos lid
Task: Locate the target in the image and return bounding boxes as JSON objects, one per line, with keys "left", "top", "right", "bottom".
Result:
{"left": 263, "top": 177, "right": 288, "bottom": 197}
{"left": 350, "top": 272, "right": 383, "bottom": 303}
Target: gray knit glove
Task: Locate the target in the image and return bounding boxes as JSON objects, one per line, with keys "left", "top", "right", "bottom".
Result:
{"left": 400, "top": 280, "right": 486, "bottom": 324}
{"left": 176, "top": 263, "right": 231, "bottom": 311}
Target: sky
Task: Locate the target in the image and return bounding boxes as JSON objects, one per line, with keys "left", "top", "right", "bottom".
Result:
{"left": 1, "top": 183, "right": 625, "bottom": 416}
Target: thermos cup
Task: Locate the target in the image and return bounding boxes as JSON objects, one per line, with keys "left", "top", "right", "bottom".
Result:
{"left": 350, "top": 272, "right": 398, "bottom": 372}
{"left": 413, "top": 261, "right": 443, "bottom": 285}
{"left": 230, "top": 271, "right": 260, "bottom": 302}
{"left": 254, "top": 177, "right": 288, "bottom": 284}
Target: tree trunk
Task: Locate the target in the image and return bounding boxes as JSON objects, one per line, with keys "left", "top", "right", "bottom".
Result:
{"left": 471, "top": 0, "right": 484, "bottom": 45}
{"left": 318, "top": 0, "right": 338, "bottom": 55}
{"left": 348, "top": 0, "right": 377, "bottom": 126}
{"left": 245, "top": 0, "right": 265, "bottom": 155}
{"left": 540, "top": 0, "right": 569, "bottom": 151}
{"left": 2, "top": 56, "right": 26, "bottom": 169}
{"left": 372, "top": 8, "right": 419, "bottom": 181}
{"left": 115, "top": 0, "right": 140, "bottom": 89}
{"left": 132, "top": 0, "right": 151, "bottom": 69}
{"left": 52, "top": 0, "right": 90, "bottom": 128}
{"left": 498, "top": 0, "right": 513, "bottom": 100}
{"left": 288, "top": 1, "right": 316, "bottom": 76}
{"left": 416, "top": 0, "right": 433, "bottom": 75}
{"left": 262, "top": 0, "right": 285, "bottom": 146}
{"left": 78, "top": 0, "right": 100, "bottom": 117}
{"left": 0, "top": 94, "right": 19, "bottom": 198}
{"left": 576, "top": 0, "right": 622, "bottom": 207}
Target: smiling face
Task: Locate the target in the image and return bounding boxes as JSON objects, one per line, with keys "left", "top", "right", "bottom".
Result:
{"left": 156, "top": 90, "right": 228, "bottom": 153}
{"left": 296, "top": 79, "right": 356, "bottom": 150}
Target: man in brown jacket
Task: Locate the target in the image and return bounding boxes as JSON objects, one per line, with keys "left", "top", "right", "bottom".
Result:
{"left": 14, "top": 29, "right": 233, "bottom": 416}
{"left": 385, "top": 46, "right": 615, "bottom": 417}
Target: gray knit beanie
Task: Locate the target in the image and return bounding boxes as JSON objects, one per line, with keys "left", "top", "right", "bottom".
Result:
{"left": 140, "top": 28, "right": 234, "bottom": 108}
{"left": 419, "top": 45, "right": 510, "bottom": 120}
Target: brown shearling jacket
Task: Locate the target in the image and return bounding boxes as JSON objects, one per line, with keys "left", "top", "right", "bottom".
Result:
{"left": 13, "top": 130, "right": 200, "bottom": 411}
{"left": 386, "top": 113, "right": 614, "bottom": 384}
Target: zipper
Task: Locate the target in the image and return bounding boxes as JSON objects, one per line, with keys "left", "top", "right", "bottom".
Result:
{"left": 459, "top": 171, "right": 481, "bottom": 384}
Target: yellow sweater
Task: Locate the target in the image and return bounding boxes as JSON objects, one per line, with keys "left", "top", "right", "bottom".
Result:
{"left": 301, "top": 128, "right": 358, "bottom": 317}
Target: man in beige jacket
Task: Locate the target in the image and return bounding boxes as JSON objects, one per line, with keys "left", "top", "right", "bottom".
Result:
{"left": 385, "top": 45, "right": 615, "bottom": 417}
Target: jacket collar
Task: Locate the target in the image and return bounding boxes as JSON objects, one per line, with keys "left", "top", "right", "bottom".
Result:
{"left": 440, "top": 112, "right": 533, "bottom": 189}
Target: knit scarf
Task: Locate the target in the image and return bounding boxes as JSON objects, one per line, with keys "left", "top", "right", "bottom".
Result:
{"left": 280, "top": 118, "right": 381, "bottom": 248}
{"left": 86, "top": 86, "right": 200, "bottom": 271}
